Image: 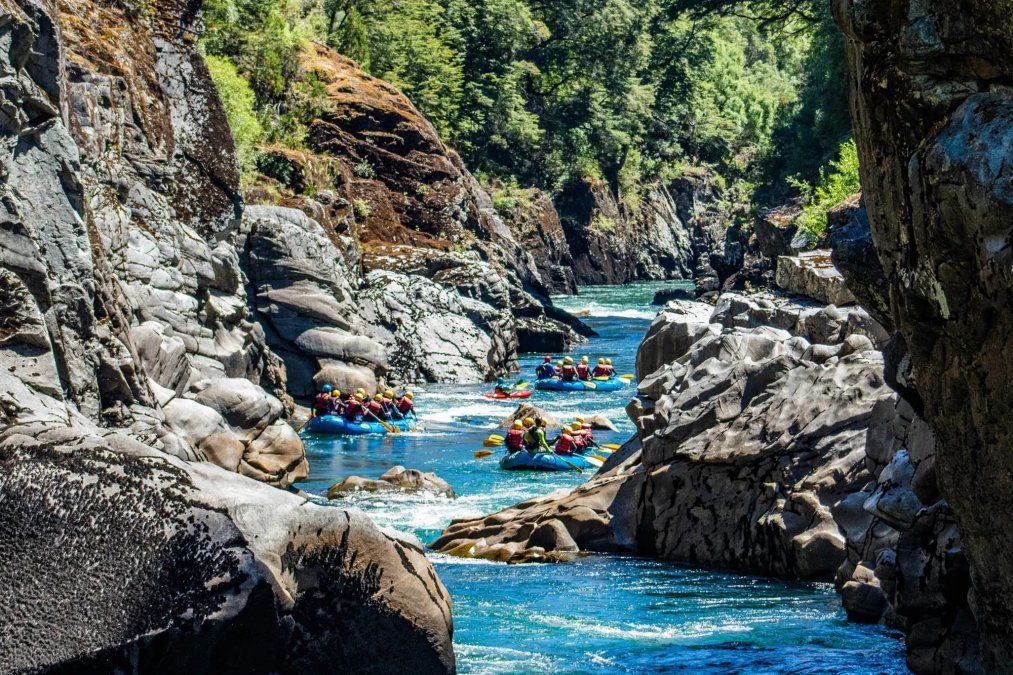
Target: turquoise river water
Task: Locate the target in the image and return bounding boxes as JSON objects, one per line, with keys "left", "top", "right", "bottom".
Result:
{"left": 298, "top": 282, "right": 906, "bottom": 674}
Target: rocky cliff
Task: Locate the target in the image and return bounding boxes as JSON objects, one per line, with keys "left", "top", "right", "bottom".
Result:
{"left": 433, "top": 292, "right": 976, "bottom": 670}
{"left": 0, "top": 0, "right": 453, "bottom": 667}
{"left": 833, "top": 0, "right": 1013, "bottom": 670}
{"left": 248, "top": 45, "right": 591, "bottom": 392}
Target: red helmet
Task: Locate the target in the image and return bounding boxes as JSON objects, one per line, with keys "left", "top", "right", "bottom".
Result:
{"left": 543, "top": 355, "right": 551, "bottom": 362}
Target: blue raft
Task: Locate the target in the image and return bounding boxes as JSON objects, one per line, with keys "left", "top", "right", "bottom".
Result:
{"left": 303, "top": 414, "right": 416, "bottom": 435}
{"left": 499, "top": 451, "right": 603, "bottom": 472}
{"left": 534, "top": 376, "right": 625, "bottom": 392}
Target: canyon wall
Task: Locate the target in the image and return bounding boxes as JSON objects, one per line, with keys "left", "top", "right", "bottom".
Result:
{"left": 0, "top": 0, "right": 454, "bottom": 667}
{"left": 833, "top": 0, "right": 1013, "bottom": 669}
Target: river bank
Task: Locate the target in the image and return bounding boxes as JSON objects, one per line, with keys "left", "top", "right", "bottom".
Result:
{"left": 298, "top": 282, "right": 906, "bottom": 673}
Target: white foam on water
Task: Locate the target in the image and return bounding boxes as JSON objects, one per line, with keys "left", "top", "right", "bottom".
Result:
{"left": 561, "top": 302, "right": 656, "bottom": 320}
{"left": 528, "top": 614, "right": 752, "bottom": 642}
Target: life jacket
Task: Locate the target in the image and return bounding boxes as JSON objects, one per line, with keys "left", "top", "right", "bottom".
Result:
{"left": 366, "top": 400, "right": 384, "bottom": 418}
{"left": 343, "top": 400, "right": 363, "bottom": 420}
{"left": 605, "top": 365, "right": 615, "bottom": 376}
{"left": 523, "top": 428, "right": 540, "bottom": 450}
{"left": 555, "top": 433, "right": 575, "bottom": 455}
{"left": 572, "top": 431, "right": 588, "bottom": 449}
{"left": 536, "top": 363, "right": 555, "bottom": 379}
{"left": 506, "top": 428, "right": 525, "bottom": 452}
{"left": 560, "top": 364, "right": 576, "bottom": 381}
{"left": 396, "top": 397, "right": 414, "bottom": 414}
{"left": 576, "top": 364, "right": 590, "bottom": 380}
{"left": 326, "top": 398, "right": 344, "bottom": 415}
{"left": 313, "top": 393, "right": 330, "bottom": 416}
{"left": 592, "top": 365, "right": 609, "bottom": 378}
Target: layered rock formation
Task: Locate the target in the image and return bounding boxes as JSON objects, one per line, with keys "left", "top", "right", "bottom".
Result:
{"left": 248, "top": 45, "right": 590, "bottom": 386}
{"left": 434, "top": 293, "right": 971, "bottom": 668}
{"left": 553, "top": 171, "right": 743, "bottom": 288}
{"left": 834, "top": 0, "right": 1013, "bottom": 669}
{"left": 0, "top": 0, "right": 453, "bottom": 667}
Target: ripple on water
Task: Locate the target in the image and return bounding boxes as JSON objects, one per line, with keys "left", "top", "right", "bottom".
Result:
{"left": 298, "top": 282, "right": 906, "bottom": 674}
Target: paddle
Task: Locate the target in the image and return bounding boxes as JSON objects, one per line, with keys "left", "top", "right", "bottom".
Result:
{"left": 553, "top": 453, "right": 583, "bottom": 473}
{"left": 473, "top": 449, "right": 494, "bottom": 459}
{"left": 602, "top": 443, "right": 621, "bottom": 450}
{"left": 619, "top": 373, "right": 634, "bottom": 380}
{"left": 583, "top": 381, "right": 597, "bottom": 390}
{"left": 367, "top": 410, "right": 398, "bottom": 434}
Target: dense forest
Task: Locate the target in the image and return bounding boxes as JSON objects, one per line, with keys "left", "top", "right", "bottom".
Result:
{"left": 202, "top": 0, "right": 856, "bottom": 224}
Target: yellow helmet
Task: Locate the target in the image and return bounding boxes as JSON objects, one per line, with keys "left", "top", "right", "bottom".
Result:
{"left": 564, "top": 356, "right": 573, "bottom": 365}
{"left": 575, "top": 417, "right": 585, "bottom": 424}
{"left": 522, "top": 417, "right": 534, "bottom": 428}
{"left": 373, "top": 394, "right": 383, "bottom": 401}
{"left": 557, "top": 361, "right": 564, "bottom": 366}
{"left": 512, "top": 420, "right": 524, "bottom": 430}
{"left": 384, "top": 390, "right": 394, "bottom": 398}
{"left": 598, "top": 358, "right": 605, "bottom": 364}
{"left": 354, "top": 393, "right": 365, "bottom": 401}
{"left": 571, "top": 422, "right": 582, "bottom": 432}
{"left": 606, "top": 359, "right": 612, "bottom": 365}
{"left": 404, "top": 392, "right": 414, "bottom": 399}
{"left": 581, "top": 356, "right": 588, "bottom": 363}
{"left": 330, "top": 390, "right": 340, "bottom": 397}
{"left": 538, "top": 418, "right": 548, "bottom": 427}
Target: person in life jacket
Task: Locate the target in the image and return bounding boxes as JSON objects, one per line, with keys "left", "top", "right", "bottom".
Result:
{"left": 495, "top": 376, "right": 515, "bottom": 396}
{"left": 555, "top": 429, "right": 576, "bottom": 455}
{"left": 313, "top": 385, "right": 332, "bottom": 417}
{"left": 592, "top": 357, "right": 610, "bottom": 378}
{"left": 522, "top": 417, "right": 551, "bottom": 454}
{"left": 535, "top": 356, "right": 556, "bottom": 380}
{"left": 396, "top": 392, "right": 415, "bottom": 417}
{"left": 576, "top": 356, "right": 591, "bottom": 381}
{"left": 366, "top": 394, "right": 387, "bottom": 420}
{"left": 605, "top": 358, "right": 615, "bottom": 376}
{"left": 559, "top": 356, "right": 577, "bottom": 381}
{"left": 343, "top": 393, "right": 366, "bottom": 421}
{"left": 326, "top": 389, "right": 344, "bottom": 415}
{"left": 569, "top": 422, "right": 588, "bottom": 450}
{"left": 382, "top": 390, "right": 399, "bottom": 418}
{"left": 505, "top": 420, "right": 525, "bottom": 453}
{"left": 581, "top": 422, "right": 595, "bottom": 448}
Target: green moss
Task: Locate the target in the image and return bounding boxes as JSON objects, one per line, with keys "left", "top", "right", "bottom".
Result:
{"left": 353, "top": 198, "right": 372, "bottom": 218}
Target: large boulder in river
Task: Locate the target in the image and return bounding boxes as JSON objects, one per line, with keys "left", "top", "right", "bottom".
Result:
{"left": 328, "top": 466, "right": 456, "bottom": 499}
{"left": 0, "top": 426, "right": 454, "bottom": 673}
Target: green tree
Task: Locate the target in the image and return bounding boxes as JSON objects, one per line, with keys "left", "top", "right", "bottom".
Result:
{"left": 205, "top": 54, "right": 264, "bottom": 173}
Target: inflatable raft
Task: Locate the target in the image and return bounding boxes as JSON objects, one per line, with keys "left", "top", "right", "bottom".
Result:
{"left": 499, "top": 451, "right": 603, "bottom": 471}
{"left": 534, "top": 376, "right": 625, "bottom": 392}
{"left": 303, "top": 414, "right": 416, "bottom": 435}
{"left": 483, "top": 389, "right": 532, "bottom": 400}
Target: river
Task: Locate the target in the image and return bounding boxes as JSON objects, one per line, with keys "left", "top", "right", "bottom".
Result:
{"left": 297, "top": 282, "right": 906, "bottom": 674}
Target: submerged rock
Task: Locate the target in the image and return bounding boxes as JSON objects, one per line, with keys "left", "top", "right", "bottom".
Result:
{"left": 328, "top": 466, "right": 456, "bottom": 499}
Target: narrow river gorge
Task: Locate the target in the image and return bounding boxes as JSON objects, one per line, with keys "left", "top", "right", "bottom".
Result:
{"left": 299, "top": 283, "right": 906, "bottom": 673}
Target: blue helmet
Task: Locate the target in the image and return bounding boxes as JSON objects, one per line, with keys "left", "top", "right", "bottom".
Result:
{"left": 322, "top": 384, "right": 333, "bottom": 393}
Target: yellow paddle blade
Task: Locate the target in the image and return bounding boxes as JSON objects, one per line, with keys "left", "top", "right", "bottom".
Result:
{"left": 473, "top": 449, "right": 494, "bottom": 459}
{"left": 584, "top": 381, "right": 597, "bottom": 390}
{"left": 593, "top": 376, "right": 609, "bottom": 381}
{"left": 488, "top": 434, "right": 504, "bottom": 441}
{"left": 589, "top": 454, "right": 608, "bottom": 462}
{"left": 515, "top": 382, "right": 529, "bottom": 390}
{"left": 602, "top": 443, "right": 621, "bottom": 450}
{"left": 483, "top": 439, "right": 503, "bottom": 447}
{"left": 619, "top": 374, "right": 634, "bottom": 380}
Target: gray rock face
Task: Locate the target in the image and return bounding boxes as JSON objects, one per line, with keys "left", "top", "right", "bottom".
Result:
{"left": 834, "top": 0, "right": 1011, "bottom": 669}
{"left": 0, "top": 0, "right": 455, "bottom": 669}
{"left": 328, "top": 466, "right": 456, "bottom": 499}
{"left": 0, "top": 426, "right": 454, "bottom": 674}
{"left": 775, "top": 250, "right": 856, "bottom": 306}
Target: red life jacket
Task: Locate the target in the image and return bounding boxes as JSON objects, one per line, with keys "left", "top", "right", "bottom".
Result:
{"left": 560, "top": 365, "right": 576, "bottom": 381}
{"left": 506, "top": 428, "right": 525, "bottom": 451}
{"left": 576, "top": 364, "right": 590, "bottom": 380}
{"left": 343, "top": 400, "right": 363, "bottom": 420}
{"left": 592, "top": 365, "right": 609, "bottom": 377}
{"left": 555, "top": 433, "right": 575, "bottom": 455}
{"left": 366, "top": 400, "right": 384, "bottom": 417}
{"left": 396, "top": 397, "right": 414, "bottom": 414}
{"left": 313, "top": 393, "right": 330, "bottom": 416}
{"left": 572, "top": 431, "right": 587, "bottom": 449}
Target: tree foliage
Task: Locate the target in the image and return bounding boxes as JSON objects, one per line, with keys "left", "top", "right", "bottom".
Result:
{"left": 201, "top": 0, "right": 850, "bottom": 206}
